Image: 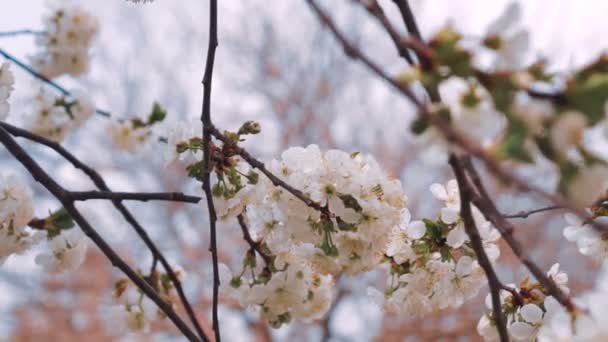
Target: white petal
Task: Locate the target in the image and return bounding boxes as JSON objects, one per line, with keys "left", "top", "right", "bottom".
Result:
{"left": 563, "top": 226, "right": 580, "bottom": 242}
{"left": 456, "top": 256, "right": 474, "bottom": 277}
{"left": 441, "top": 207, "right": 460, "bottom": 224}
{"left": 400, "top": 208, "right": 411, "bottom": 225}
{"left": 446, "top": 226, "right": 467, "bottom": 248}
{"left": 406, "top": 220, "right": 426, "bottom": 239}
{"left": 564, "top": 213, "right": 581, "bottom": 226}
{"left": 520, "top": 303, "right": 543, "bottom": 324}
{"left": 509, "top": 321, "right": 535, "bottom": 340}
{"left": 430, "top": 183, "right": 448, "bottom": 201}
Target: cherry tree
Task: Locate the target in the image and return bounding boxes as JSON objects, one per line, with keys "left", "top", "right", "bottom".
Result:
{"left": 2, "top": 0, "right": 608, "bottom": 341}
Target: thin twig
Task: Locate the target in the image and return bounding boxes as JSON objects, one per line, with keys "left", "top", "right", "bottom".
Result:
{"left": 503, "top": 205, "right": 563, "bottom": 219}
{"left": 69, "top": 190, "right": 201, "bottom": 203}
{"left": 0, "top": 29, "right": 44, "bottom": 37}
{"left": 450, "top": 155, "right": 509, "bottom": 342}
{"left": 237, "top": 214, "right": 272, "bottom": 266}
{"left": 461, "top": 156, "right": 576, "bottom": 312}
{"left": 305, "top": 0, "right": 608, "bottom": 235}
{"left": 0, "top": 126, "right": 202, "bottom": 342}
{"left": 1, "top": 121, "right": 209, "bottom": 341}
{"left": 0, "top": 49, "right": 111, "bottom": 117}
{"left": 199, "top": 0, "right": 221, "bottom": 340}
{"left": 356, "top": 0, "right": 415, "bottom": 64}
{"left": 210, "top": 126, "right": 332, "bottom": 218}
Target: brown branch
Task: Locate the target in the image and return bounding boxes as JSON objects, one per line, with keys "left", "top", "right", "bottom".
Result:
{"left": 357, "top": 0, "right": 415, "bottom": 64}
{"left": 305, "top": 0, "right": 607, "bottom": 236}
{"left": 210, "top": 126, "right": 332, "bottom": 218}
{"left": 1, "top": 121, "right": 209, "bottom": 341}
{"left": 0, "top": 49, "right": 111, "bottom": 117}
{"left": 237, "top": 214, "right": 272, "bottom": 267}
{"left": 460, "top": 156, "right": 576, "bottom": 312}
{"left": 0, "top": 126, "right": 202, "bottom": 342}
{"left": 503, "top": 205, "right": 563, "bottom": 219}
{"left": 199, "top": 0, "right": 221, "bottom": 340}
{"left": 69, "top": 190, "right": 201, "bottom": 203}
{"left": 449, "top": 155, "right": 509, "bottom": 342}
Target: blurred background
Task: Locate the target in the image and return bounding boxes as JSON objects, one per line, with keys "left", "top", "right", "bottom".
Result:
{"left": 1, "top": 0, "right": 608, "bottom": 340}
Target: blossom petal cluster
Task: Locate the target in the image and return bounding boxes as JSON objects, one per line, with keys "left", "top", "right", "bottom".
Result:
{"left": 538, "top": 265, "right": 608, "bottom": 341}
{"left": 108, "top": 121, "right": 152, "bottom": 152}
{"left": 477, "top": 263, "right": 569, "bottom": 341}
{"left": 27, "top": 88, "right": 95, "bottom": 142}
{"left": 35, "top": 228, "right": 88, "bottom": 273}
{"left": 105, "top": 266, "right": 185, "bottom": 335}
{"left": 0, "top": 62, "right": 15, "bottom": 120}
{"left": 0, "top": 174, "right": 38, "bottom": 264}
{"left": 29, "top": 1, "right": 99, "bottom": 78}
{"left": 563, "top": 213, "right": 608, "bottom": 262}
{"left": 369, "top": 180, "right": 501, "bottom": 316}
{"left": 175, "top": 142, "right": 408, "bottom": 326}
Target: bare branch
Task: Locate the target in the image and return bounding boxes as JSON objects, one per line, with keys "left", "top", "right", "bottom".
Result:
{"left": 199, "top": 0, "right": 221, "bottom": 340}
{"left": 503, "top": 205, "right": 563, "bottom": 219}
{"left": 1, "top": 121, "right": 209, "bottom": 341}
{"left": 0, "top": 49, "right": 111, "bottom": 117}
{"left": 0, "top": 125, "right": 202, "bottom": 341}
{"left": 210, "top": 126, "right": 332, "bottom": 218}
{"left": 449, "top": 155, "right": 509, "bottom": 342}
{"left": 461, "top": 156, "right": 577, "bottom": 312}
{"left": 237, "top": 214, "right": 272, "bottom": 266}
{"left": 69, "top": 190, "right": 202, "bottom": 203}
{"left": 0, "top": 29, "right": 44, "bottom": 37}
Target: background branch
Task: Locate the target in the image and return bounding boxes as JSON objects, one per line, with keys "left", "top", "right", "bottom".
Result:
{"left": 199, "top": 0, "right": 221, "bottom": 340}
{"left": 0, "top": 121, "right": 209, "bottom": 341}
{"left": 0, "top": 126, "right": 202, "bottom": 341}
{"left": 450, "top": 155, "right": 509, "bottom": 342}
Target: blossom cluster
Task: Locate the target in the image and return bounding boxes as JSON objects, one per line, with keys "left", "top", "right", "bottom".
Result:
{"left": 410, "top": 2, "right": 608, "bottom": 208}
{"left": 563, "top": 212, "right": 608, "bottom": 262}
{"left": 1, "top": 174, "right": 88, "bottom": 272}
{"left": 108, "top": 102, "right": 168, "bottom": 152}
{"left": 27, "top": 88, "right": 95, "bottom": 142}
{"left": 105, "top": 266, "right": 185, "bottom": 334}
{"left": 0, "top": 62, "right": 15, "bottom": 120}
{"left": 538, "top": 265, "right": 608, "bottom": 341}
{"left": 0, "top": 174, "right": 38, "bottom": 264}
{"left": 368, "top": 180, "right": 501, "bottom": 316}
{"left": 477, "top": 263, "right": 569, "bottom": 341}
{"left": 29, "top": 2, "right": 99, "bottom": 78}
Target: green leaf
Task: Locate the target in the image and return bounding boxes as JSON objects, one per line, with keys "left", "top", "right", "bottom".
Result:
{"left": 423, "top": 218, "right": 443, "bottom": 239}
{"left": 499, "top": 120, "right": 532, "bottom": 162}
{"left": 337, "top": 193, "right": 363, "bottom": 213}
{"left": 237, "top": 121, "right": 261, "bottom": 135}
{"left": 336, "top": 216, "right": 357, "bottom": 232}
{"left": 45, "top": 208, "right": 75, "bottom": 239}
{"left": 566, "top": 72, "right": 608, "bottom": 125}
{"left": 147, "top": 102, "right": 167, "bottom": 125}
{"left": 558, "top": 162, "right": 580, "bottom": 195}
{"left": 410, "top": 117, "right": 430, "bottom": 135}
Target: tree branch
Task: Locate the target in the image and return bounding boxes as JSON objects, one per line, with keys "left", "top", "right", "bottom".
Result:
{"left": 0, "top": 29, "right": 44, "bottom": 37}
{"left": 210, "top": 126, "right": 332, "bottom": 218}
{"left": 305, "top": 0, "right": 607, "bottom": 235}
{"left": 237, "top": 214, "right": 272, "bottom": 267}
{"left": 0, "top": 126, "right": 202, "bottom": 342}
{"left": 503, "top": 205, "right": 563, "bottom": 219}
{"left": 460, "top": 156, "right": 576, "bottom": 312}
{"left": 449, "top": 155, "right": 509, "bottom": 342}
{"left": 199, "top": 0, "right": 221, "bottom": 340}
{"left": 69, "top": 190, "right": 201, "bottom": 203}
{"left": 1, "top": 121, "right": 209, "bottom": 341}
{"left": 0, "top": 49, "right": 111, "bottom": 117}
